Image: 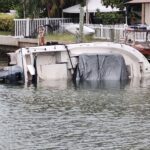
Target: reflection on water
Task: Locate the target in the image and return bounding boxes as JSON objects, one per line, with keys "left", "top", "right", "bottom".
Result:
{"left": 0, "top": 78, "right": 150, "bottom": 150}
{"left": 0, "top": 51, "right": 8, "bottom": 68}
{"left": 74, "top": 80, "right": 130, "bottom": 90}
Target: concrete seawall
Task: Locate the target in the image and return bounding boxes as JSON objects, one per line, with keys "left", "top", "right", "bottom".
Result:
{"left": 0, "top": 35, "right": 38, "bottom": 52}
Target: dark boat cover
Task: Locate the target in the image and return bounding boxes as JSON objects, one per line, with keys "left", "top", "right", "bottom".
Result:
{"left": 75, "top": 54, "right": 129, "bottom": 81}
{"left": 0, "top": 65, "right": 23, "bottom": 83}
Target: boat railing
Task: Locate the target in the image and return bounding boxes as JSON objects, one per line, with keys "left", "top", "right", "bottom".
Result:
{"left": 124, "top": 27, "right": 150, "bottom": 44}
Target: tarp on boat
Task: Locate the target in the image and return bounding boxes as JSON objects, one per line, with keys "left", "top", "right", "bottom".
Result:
{"left": 74, "top": 54, "right": 129, "bottom": 81}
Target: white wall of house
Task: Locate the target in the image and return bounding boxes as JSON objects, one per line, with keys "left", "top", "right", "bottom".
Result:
{"left": 145, "top": 3, "right": 150, "bottom": 25}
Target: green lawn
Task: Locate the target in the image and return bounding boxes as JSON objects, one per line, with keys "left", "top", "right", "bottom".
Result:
{"left": 0, "top": 31, "right": 11, "bottom": 35}
{"left": 0, "top": 31, "right": 95, "bottom": 43}
{"left": 46, "top": 33, "right": 93, "bottom": 43}
{"left": 46, "top": 33, "right": 75, "bottom": 43}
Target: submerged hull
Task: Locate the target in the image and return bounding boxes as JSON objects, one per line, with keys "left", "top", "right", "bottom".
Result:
{"left": 5, "top": 42, "right": 150, "bottom": 84}
{"left": 0, "top": 66, "right": 23, "bottom": 83}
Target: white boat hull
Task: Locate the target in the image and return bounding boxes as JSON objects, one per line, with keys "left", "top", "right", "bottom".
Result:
{"left": 8, "top": 42, "right": 150, "bottom": 84}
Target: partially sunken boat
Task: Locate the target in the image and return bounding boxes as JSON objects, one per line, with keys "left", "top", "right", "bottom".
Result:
{"left": 1, "top": 42, "right": 150, "bottom": 84}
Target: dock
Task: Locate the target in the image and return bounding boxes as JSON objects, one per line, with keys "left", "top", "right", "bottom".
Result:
{"left": 0, "top": 35, "right": 38, "bottom": 52}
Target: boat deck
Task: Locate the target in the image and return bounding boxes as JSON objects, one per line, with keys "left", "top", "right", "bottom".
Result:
{"left": 124, "top": 27, "right": 150, "bottom": 56}
{"left": 130, "top": 42, "right": 150, "bottom": 55}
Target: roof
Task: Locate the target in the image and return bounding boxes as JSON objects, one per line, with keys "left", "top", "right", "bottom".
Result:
{"left": 63, "top": 0, "right": 120, "bottom": 13}
{"left": 127, "top": 0, "right": 150, "bottom": 4}
{"left": 63, "top": 4, "right": 80, "bottom": 13}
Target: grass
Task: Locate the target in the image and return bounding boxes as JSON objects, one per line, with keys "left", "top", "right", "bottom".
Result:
{"left": 0, "top": 13, "right": 15, "bottom": 17}
{"left": 0, "top": 30, "right": 99, "bottom": 43}
{"left": 46, "top": 33, "right": 75, "bottom": 43}
{"left": 0, "top": 31, "right": 11, "bottom": 35}
{"left": 45, "top": 33, "right": 94, "bottom": 44}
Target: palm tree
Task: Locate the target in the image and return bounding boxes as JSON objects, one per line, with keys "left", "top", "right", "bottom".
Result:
{"left": 19, "top": 0, "right": 42, "bottom": 18}
{"left": 19, "top": 0, "right": 79, "bottom": 18}
{"left": 21, "top": 0, "right": 28, "bottom": 18}
{"left": 28, "top": 0, "right": 43, "bottom": 18}
{"left": 19, "top": 0, "right": 87, "bottom": 19}
{"left": 41, "top": 0, "right": 65, "bottom": 17}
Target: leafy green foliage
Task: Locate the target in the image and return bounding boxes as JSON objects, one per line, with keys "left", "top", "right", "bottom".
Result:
{"left": 95, "top": 11, "right": 125, "bottom": 24}
{"left": 102, "top": 0, "right": 129, "bottom": 10}
{"left": 0, "top": 0, "right": 129, "bottom": 20}
{"left": 0, "top": 14, "right": 14, "bottom": 32}
{"left": 0, "top": 0, "right": 20, "bottom": 12}
{"left": 95, "top": 0, "right": 129, "bottom": 24}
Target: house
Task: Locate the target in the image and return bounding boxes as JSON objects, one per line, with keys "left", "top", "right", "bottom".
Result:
{"left": 127, "top": 0, "right": 150, "bottom": 25}
{"left": 63, "top": 0, "right": 120, "bottom": 24}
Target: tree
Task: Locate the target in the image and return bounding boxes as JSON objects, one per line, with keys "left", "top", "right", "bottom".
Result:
{"left": 0, "top": 0, "right": 20, "bottom": 12}
{"left": 102, "top": 0, "right": 130, "bottom": 10}
{"left": 40, "top": 0, "right": 65, "bottom": 17}
{"left": 16, "top": 0, "right": 45, "bottom": 18}
{"left": 40, "top": 0, "right": 83, "bottom": 18}
{"left": 27, "top": 0, "right": 43, "bottom": 18}
{"left": 0, "top": 0, "right": 86, "bottom": 18}
{"left": 101, "top": 0, "right": 130, "bottom": 24}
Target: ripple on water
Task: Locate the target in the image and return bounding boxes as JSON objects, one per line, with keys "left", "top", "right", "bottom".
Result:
{"left": 0, "top": 81, "right": 150, "bottom": 150}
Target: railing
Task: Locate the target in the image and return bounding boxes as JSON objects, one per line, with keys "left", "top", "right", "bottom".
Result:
{"left": 14, "top": 18, "right": 72, "bottom": 37}
{"left": 86, "top": 24, "right": 150, "bottom": 43}
{"left": 61, "top": 23, "right": 126, "bottom": 42}
{"left": 88, "top": 24, "right": 150, "bottom": 42}
{"left": 85, "top": 24, "right": 126, "bottom": 42}
{"left": 124, "top": 29, "right": 150, "bottom": 43}
{"left": 14, "top": 18, "right": 150, "bottom": 43}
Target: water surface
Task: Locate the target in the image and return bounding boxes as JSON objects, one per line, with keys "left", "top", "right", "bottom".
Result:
{"left": 0, "top": 80, "right": 150, "bottom": 150}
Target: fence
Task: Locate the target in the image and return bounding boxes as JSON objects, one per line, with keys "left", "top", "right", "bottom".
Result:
{"left": 14, "top": 18, "right": 150, "bottom": 43}
{"left": 87, "top": 24, "right": 126, "bottom": 42}
{"left": 86, "top": 24, "right": 150, "bottom": 43}
{"left": 14, "top": 18, "right": 72, "bottom": 37}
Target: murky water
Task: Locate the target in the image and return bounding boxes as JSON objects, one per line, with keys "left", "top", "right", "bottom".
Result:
{"left": 0, "top": 79, "right": 150, "bottom": 150}
{"left": 0, "top": 51, "right": 8, "bottom": 69}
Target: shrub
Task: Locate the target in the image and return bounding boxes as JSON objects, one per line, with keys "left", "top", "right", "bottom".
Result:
{"left": 94, "top": 12, "right": 125, "bottom": 24}
{"left": 0, "top": 13, "right": 14, "bottom": 32}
